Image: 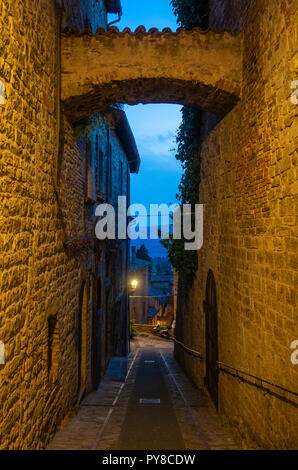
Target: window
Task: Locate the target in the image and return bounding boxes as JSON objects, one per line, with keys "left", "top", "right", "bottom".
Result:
{"left": 85, "top": 140, "right": 93, "bottom": 201}
{"left": 97, "top": 275, "right": 102, "bottom": 310}
{"left": 120, "top": 160, "right": 123, "bottom": 196}
{"left": 127, "top": 164, "right": 130, "bottom": 204}
{"left": 105, "top": 141, "right": 112, "bottom": 200}
{"left": 95, "top": 134, "right": 99, "bottom": 190}
{"left": 98, "top": 150, "right": 103, "bottom": 192}
{"left": 104, "top": 128, "right": 113, "bottom": 202}
{"left": 48, "top": 315, "right": 59, "bottom": 382}
{"left": 107, "top": 143, "right": 113, "bottom": 200}
{"left": 95, "top": 135, "right": 104, "bottom": 198}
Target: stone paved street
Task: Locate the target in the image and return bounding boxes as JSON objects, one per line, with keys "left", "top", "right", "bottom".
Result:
{"left": 48, "top": 334, "right": 239, "bottom": 450}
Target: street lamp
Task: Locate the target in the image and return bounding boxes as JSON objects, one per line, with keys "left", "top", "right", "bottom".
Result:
{"left": 128, "top": 279, "right": 138, "bottom": 295}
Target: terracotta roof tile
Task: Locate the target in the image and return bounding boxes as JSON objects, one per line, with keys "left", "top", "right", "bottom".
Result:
{"left": 62, "top": 25, "right": 228, "bottom": 38}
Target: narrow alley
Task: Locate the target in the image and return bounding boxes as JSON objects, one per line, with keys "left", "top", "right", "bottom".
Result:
{"left": 0, "top": 0, "right": 297, "bottom": 454}
{"left": 48, "top": 333, "right": 238, "bottom": 451}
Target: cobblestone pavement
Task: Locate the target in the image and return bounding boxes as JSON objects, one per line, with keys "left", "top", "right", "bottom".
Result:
{"left": 48, "top": 335, "right": 240, "bottom": 450}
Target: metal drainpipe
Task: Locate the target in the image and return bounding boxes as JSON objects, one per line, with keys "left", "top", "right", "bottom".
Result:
{"left": 108, "top": 12, "right": 121, "bottom": 27}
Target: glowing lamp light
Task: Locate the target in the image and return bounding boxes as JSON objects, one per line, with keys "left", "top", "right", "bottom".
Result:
{"left": 131, "top": 279, "right": 138, "bottom": 289}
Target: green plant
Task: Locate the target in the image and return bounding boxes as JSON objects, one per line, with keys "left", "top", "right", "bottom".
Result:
{"left": 175, "top": 106, "right": 203, "bottom": 206}
{"left": 159, "top": 1, "right": 210, "bottom": 278}
{"left": 160, "top": 234, "right": 199, "bottom": 276}
{"left": 130, "top": 319, "right": 137, "bottom": 337}
{"left": 170, "top": 0, "right": 210, "bottom": 31}
{"left": 136, "top": 244, "right": 152, "bottom": 262}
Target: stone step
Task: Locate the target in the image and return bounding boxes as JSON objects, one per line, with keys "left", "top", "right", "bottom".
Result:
{"left": 104, "top": 356, "right": 128, "bottom": 382}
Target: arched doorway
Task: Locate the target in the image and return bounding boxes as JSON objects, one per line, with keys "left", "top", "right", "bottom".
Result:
{"left": 92, "top": 268, "right": 102, "bottom": 389}
{"left": 61, "top": 28, "right": 241, "bottom": 123}
{"left": 78, "top": 282, "right": 88, "bottom": 398}
{"left": 105, "top": 288, "right": 111, "bottom": 365}
{"left": 204, "top": 270, "right": 218, "bottom": 409}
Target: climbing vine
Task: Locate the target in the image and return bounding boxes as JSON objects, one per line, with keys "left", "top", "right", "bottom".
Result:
{"left": 170, "top": 0, "right": 210, "bottom": 30}
{"left": 160, "top": 1, "right": 210, "bottom": 277}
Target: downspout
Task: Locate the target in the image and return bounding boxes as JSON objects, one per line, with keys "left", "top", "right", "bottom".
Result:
{"left": 108, "top": 12, "right": 121, "bottom": 27}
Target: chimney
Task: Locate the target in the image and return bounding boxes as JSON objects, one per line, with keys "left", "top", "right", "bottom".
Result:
{"left": 132, "top": 246, "right": 136, "bottom": 264}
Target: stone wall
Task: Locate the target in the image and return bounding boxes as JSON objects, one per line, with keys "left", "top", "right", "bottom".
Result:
{"left": 209, "top": 0, "right": 249, "bottom": 34}
{"left": 175, "top": 0, "right": 298, "bottom": 449}
{"left": 134, "top": 324, "right": 155, "bottom": 335}
{"left": 0, "top": 0, "right": 64, "bottom": 449}
{"left": 0, "top": 0, "right": 129, "bottom": 449}
{"left": 61, "top": 27, "right": 243, "bottom": 122}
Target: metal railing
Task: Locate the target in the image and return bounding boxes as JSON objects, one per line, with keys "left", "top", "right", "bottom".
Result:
{"left": 217, "top": 361, "right": 298, "bottom": 399}
{"left": 173, "top": 338, "right": 298, "bottom": 404}
{"left": 173, "top": 337, "right": 203, "bottom": 360}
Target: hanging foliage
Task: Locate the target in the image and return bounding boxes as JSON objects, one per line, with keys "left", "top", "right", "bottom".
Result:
{"left": 170, "top": 0, "right": 210, "bottom": 30}
{"left": 160, "top": 1, "right": 210, "bottom": 278}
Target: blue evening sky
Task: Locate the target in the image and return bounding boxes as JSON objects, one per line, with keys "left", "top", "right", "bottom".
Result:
{"left": 114, "top": 1, "right": 183, "bottom": 213}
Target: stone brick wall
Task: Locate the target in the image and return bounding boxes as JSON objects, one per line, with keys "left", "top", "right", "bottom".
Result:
{"left": 0, "top": 0, "right": 129, "bottom": 449}
{"left": 175, "top": 0, "right": 298, "bottom": 449}
{"left": 209, "top": 0, "right": 249, "bottom": 34}
{"left": 0, "top": 0, "right": 65, "bottom": 449}
{"left": 61, "top": 27, "right": 243, "bottom": 122}
{"left": 134, "top": 324, "right": 155, "bottom": 335}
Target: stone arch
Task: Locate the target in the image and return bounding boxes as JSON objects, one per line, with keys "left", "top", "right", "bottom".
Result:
{"left": 61, "top": 27, "right": 243, "bottom": 122}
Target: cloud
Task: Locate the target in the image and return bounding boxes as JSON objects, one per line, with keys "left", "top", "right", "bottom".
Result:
{"left": 125, "top": 104, "right": 182, "bottom": 171}
{"left": 125, "top": 104, "right": 182, "bottom": 139}
{"left": 138, "top": 134, "right": 175, "bottom": 157}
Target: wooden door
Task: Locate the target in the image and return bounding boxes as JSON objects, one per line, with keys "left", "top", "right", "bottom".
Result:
{"left": 78, "top": 282, "right": 87, "bottom": 398}
{"left": 204, "top": 270, "right": 218, "bottom": 409}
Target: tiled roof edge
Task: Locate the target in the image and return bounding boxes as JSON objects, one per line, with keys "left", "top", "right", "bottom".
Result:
{"left": 61, "top": 25, "right": 230, "bottom": 37}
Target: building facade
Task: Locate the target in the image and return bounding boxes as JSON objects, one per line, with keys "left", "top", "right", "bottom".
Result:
{"left": 129, "top": 250, "right": 175, "bottom": 326}
{"left": 0, "top": 0, "right": 140, "bottom": 449}
{"left": 129, "top": 247, "right": 151, "bottom": 325}
{"left": 174, "top": 0, "right": 298, "bottom": 450}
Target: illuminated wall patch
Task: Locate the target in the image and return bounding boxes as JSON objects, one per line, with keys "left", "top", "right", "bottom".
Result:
{"left": 0, "top": 341, "right": 5, "bottom": 365}
{"left": 0, "top": 80, "right": 6, "bottom": 105}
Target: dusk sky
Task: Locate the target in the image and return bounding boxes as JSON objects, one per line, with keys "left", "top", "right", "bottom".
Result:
{"left": 116, "top": 1, "right": 183, "bottom": 214}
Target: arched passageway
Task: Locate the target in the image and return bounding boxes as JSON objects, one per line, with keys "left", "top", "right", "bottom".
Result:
{"left": 61, "top": 26, "right": 243, "bottom": 122}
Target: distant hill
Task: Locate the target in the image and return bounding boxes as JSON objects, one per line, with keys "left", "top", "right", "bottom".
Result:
{"left": 130, "top": 238, "right": 168, "bottom": 258}
{"left": 129, "top": 224, "right": 171, "bottom": 258}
